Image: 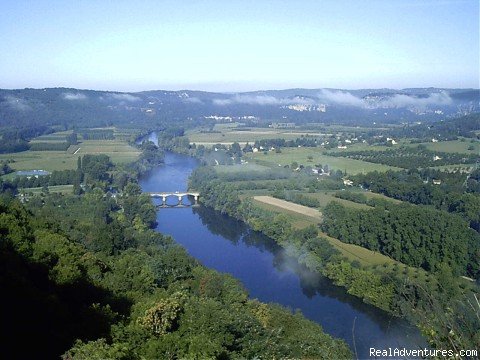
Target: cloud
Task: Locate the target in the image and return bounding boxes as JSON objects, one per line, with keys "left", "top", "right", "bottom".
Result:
{"left": 213, "top": 94, "right": 315, "bottom": 106}
{"left": 318, "top": 89, "right": 453, "bottom": 109}
{"left": 4, "top": 96, "right": 31, "bottom": 111}
{"left": 62, "top": 92, "right": 87, "bottom": 100}
{"left": 183, "top": 97, "right": 203, "bottom": 104}
{"left": 108, "top": 93, "right": 141, "bottom": 102}
{"left": 318, "top": 90, "right": 365, "bottom": 107}
{"left": 380, "top": 92, "right": 452, "bottom": 108}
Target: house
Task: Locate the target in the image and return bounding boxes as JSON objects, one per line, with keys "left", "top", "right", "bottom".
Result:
{"left": 432, "top": 138, "right": 439, "bottom": 143}
{"left": 337, "top": 145, "right": 347, "bottom": 149}
{"left": 343, "top": 179, "right": 354, "bottom": 186}
{"left": 433, "top": 155, "right": 442, "bottom": 161}
{"left": 432, "top": 179, "right": 442, "bottom": 185}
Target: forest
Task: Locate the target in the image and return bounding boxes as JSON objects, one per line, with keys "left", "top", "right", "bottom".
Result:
{"left": 353, "top": 169, "right": 480, "bottom": 231}
{"left": 321, "top": 201, "right": 480, "bottom": 277}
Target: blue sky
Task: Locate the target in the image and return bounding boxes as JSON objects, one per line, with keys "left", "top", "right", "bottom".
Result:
{"left": 1, "top": 0, "right": 478, "bottom": 91}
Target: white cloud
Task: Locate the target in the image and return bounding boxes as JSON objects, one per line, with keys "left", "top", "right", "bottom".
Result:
{"left": 108, "top": 93, "right": 141, "bottom": 102}
{"left": 183, "top": 97, "right": 203, "bottom": 104}
{"left": 318, "top": 90, "right": 365, "bottom": 107}
{"left": 62, "top": 92, "right": 87, "bottom": 100}
{"left": 4, "top": 96, "right": 31, "bottom": 111}
{"left": 318, "top": 89, "right": 453, "bottom": 109}
{"left": 380, "top": 92, "right": 452, "bottom": 108}
{"left": 213, "top": 94, "right": 315, "bottom": 106}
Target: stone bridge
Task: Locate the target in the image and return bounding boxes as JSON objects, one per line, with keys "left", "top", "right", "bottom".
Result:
{"left": 147, "top": 192, "right": 200, "bottom": 207}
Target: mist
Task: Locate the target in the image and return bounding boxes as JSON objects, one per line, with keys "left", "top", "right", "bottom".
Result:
{"left": 62, "top": 92, "right": 87, "bottom": 101}
{"left": 213, "top": 94, "right": 316, "bottom": 106}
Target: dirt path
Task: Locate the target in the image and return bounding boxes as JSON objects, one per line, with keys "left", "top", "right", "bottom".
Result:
{"left": 253, "top": 196, "right": 322, "bottom": 219}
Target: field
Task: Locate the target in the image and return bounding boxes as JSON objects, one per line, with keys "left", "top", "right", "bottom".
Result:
{"left": 29, "top": 130, "right": 74, "bottom": 143}
{"left": 20, "top": 185, "right": 74, "bottom": 194}
{"left": 408, "top": 139, "right": 480, "bottom": 154}
{"left": 0, "top": 130, "right": 140, "bottom": 172}
{"left": 303, "top": 191, "right": 370, "bottom": 210}
{"left": 245, "top": 147, "right": 400, "bottom": 174}
{"left": 253, "top": 196, "right": 322, "bottom": 219}
{"left": 186, "top": 127, "right": 326, "bottom": 145}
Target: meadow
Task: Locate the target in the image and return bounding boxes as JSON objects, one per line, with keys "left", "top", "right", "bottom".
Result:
{"left": 20, "top": 184, "right": 74, "bottom": 194}
{"left": 186, "top": 126, "right": 326, "bottom": 145}
{"left": 414, "top": 139, "right": 479, "bottom": 154}
{"left": 245, "top": 147, "right": 400, "bottom": 174}
{"left": 0, "top": 129, "right": 140, "bottom": 172}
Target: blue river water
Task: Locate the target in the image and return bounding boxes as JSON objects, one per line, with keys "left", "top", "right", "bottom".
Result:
{"left": 139, "top": 133, "right": 425, "bottom": 359}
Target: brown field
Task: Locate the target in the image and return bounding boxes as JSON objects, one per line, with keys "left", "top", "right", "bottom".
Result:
{"left": 253, "top": 196, "right": 322, "bottom": 219}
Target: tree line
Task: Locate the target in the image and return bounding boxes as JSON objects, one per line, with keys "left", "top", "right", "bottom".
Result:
{"left": 321, "top": 201, "right": 480, "bottom": 278}
{"left": 353, "top": 169, "right": 480, "bottom": 231}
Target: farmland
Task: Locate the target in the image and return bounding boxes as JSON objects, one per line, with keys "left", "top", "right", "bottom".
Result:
{"left": 244, "top": 147, "right": 400, "bottom": 174}
{"left": 186, "top": 126, "right": 327, "bottom": 145}
{"left": 0, "top": 129, "right": 140, "bottom": 172}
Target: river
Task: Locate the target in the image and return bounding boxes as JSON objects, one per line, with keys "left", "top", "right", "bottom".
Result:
{"left": 139, "top": 134, "right": 425, "bottom": 359}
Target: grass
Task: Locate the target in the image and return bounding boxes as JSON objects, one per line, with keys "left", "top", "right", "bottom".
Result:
{"left": 406, "top": 139, "right": 480, "bottom": 154}
{"left": 20, "top": 184, "right": 74, "bottom": 194}
{"left": 245, "top": 147, "right": 400, "bottom": 174}
{"left": 186, "top": 127, "right": 325, "bottom": 145}
{"left": 0, "top": 135, "right": 140, "bottom": 172}
{"left": 252, "top": 198, "right": 321, "bottom": 229}
{"left": 30, "top": 130, "right": 74, "bottom": 143}
{"left": 303, "top": 191, "right": 371, "bottom": 210}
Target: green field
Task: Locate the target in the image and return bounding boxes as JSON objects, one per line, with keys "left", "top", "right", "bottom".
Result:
{"left": 245, "top": 147, "right": 400, "bottom": 174}
{"left": 29, "top": 130, "right": 74, "bottom": 143}
{"left": 186, "top": 127, "right": 326, "bottom": 145}
{"left": 303, "top": 191, "right": 370, "bottom": 210}
{"left": 0, "top": 136, "right": 140, "bottom": 172}
{"left": 408, "top": 139, "right": 480, "bottom": 154}
{"left": 20, "top": 185, "right": 74, "bottom": 194}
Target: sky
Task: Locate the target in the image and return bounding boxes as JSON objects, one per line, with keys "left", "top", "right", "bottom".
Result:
{"left": 1, "top": 0, "right": 478, "bottom": 92}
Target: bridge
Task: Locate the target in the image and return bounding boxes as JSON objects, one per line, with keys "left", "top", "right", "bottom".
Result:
{"left": 147, "top": 192, "right": 200, "bottom": 207}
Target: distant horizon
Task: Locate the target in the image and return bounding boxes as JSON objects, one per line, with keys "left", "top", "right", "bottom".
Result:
{"left": 1, "top": 85, "right": 479, "bottom": 94}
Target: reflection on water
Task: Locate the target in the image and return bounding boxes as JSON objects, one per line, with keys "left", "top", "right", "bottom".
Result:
{"left": 140, "top": 149, "right": 426, "bottom": 359}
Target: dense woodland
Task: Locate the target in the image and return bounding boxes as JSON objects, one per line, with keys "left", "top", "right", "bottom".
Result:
{"left": 353, "top": 169, "right": 480, "bottom": 231}
{"left": 321, "top": 201, "right": 480, "bottom": 277}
